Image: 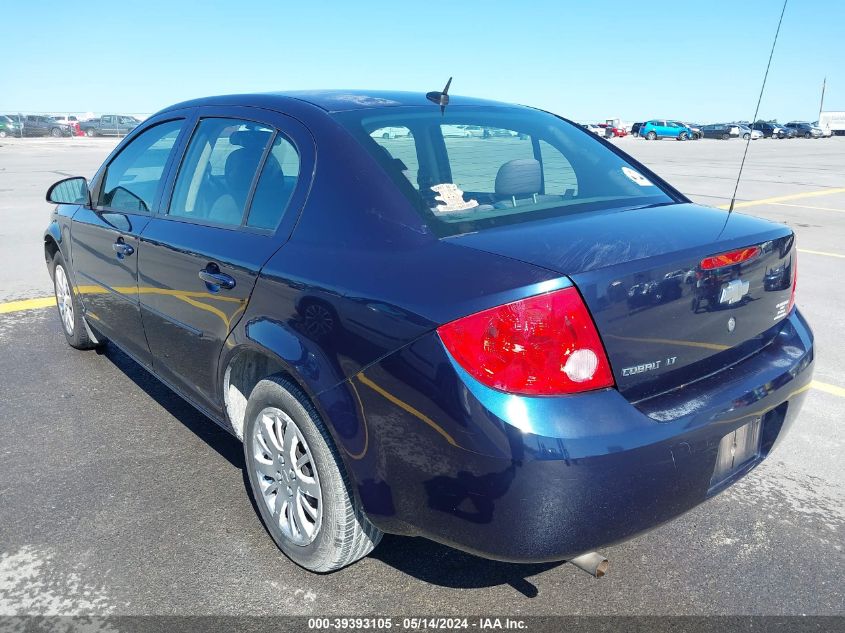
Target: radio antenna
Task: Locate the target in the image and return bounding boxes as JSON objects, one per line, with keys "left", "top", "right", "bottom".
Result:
{"left": 426, "top": 77, "right": 452, "bottom": 115}
{"left": 728, "top": 0, "right": 788, "bottom": 213}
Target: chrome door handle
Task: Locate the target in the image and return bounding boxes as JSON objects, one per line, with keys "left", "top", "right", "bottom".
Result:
{"left": 112, "top": 240, "right": 134, "bottom": 258}
{"left": 198, "top": 267, "right": 236, "bottom": 291}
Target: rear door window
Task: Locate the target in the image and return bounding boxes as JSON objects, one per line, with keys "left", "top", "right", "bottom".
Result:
{"left": 98, "top": 119, "right": 183, "bottom": 213}
{"left": 169, "top": 118, "right": 272, "bottom": 227}
{"left": 246, "top": 133, "right": 301, "bottom": 230}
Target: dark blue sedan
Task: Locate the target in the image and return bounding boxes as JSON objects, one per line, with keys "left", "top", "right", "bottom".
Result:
{"left": 43, "top": 90, "right": 813, "bottom": 573}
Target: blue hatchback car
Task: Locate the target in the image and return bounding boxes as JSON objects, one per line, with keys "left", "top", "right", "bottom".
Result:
{"left": 640, "top": 119, "right": 695, "bottom": 140}
{"left": 44, "top": 90, "right": 813, "bottom": 572}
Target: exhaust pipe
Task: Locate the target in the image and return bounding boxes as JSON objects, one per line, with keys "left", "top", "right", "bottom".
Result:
{"left": 568, "top": 552, "right": 608, "bottom": 578}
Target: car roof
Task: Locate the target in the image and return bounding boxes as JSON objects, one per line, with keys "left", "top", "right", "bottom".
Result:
{"left": 158, "top": 90, "right": 513, "bottom": 115}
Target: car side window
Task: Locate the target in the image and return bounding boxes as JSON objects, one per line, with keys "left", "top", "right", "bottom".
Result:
{"left": 98, "top": 119, "right": 183, "bottom": 213}
{"left": 246, "top": 133, "right": 301, "bottom": 230}
{"left": 169, "top": 118, "right": 272, "bottom": 227}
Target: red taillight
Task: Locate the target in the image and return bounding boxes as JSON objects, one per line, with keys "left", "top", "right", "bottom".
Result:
{"left": 788, "top": 251, "right": 798, "bottom": 313}
{"left": 700, "top": 246, "right": 760, "bottom": 270}
{"left": 436, "top": 287, "right": 615, "bottom": 396}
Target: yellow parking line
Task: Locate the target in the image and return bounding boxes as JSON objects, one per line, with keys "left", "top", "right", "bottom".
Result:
{"left": 811, "top": 380, "right": 845, "bottom": 398}
{"left": 717, "top": 187, "right": 845, "bottom": 210}
{"left": 0, "top": 296, "right": 55, "bottom": 314}
{"left": 798, "top": 248, "right": 845, "bottom": 259}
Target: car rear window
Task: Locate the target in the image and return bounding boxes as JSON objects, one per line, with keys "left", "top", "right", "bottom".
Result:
{"left": 334, "top": 106, "right": 676, "bottom": 237}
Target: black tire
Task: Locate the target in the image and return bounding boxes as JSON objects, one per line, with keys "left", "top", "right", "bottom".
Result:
{"left": 646, "top": 131, "right": 657, "bottom": 140}
{"left": 243, "top": 376, "right": 382, "bottom": 572}
{"left": 742, "top": 133, "right": 750, "bottom": 140}
{"left": 721, "top": 133, "right": 730, "bottom": 140}
{"left": 804, "top": 132, "right": 811, "bottom": 139}
{"left": 85, "top": 128, "right": 95, "bottom": 137}
{"left": 0, "top": 130, "right": 6, "bottom": 138}
{"left": 50, "top": 127, "right": 61, "bottom": 137}
{"left": 51, "top": 251, "right": 100, "bottom": 350}
{"left": 678, "top": 132, "right": 688, "bottom": 141}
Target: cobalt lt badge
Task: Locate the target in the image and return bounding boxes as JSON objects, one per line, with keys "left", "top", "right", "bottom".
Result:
{"left": 727, "top": 316, "right": 736, "bottom": 332}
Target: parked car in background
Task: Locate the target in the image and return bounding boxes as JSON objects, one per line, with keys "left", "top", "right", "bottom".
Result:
{"left": 681, "top": 122, "right": 702, "bottom": 139}
{"left": 597, "top": 123, "right": 627, "bottom": 138}
{"left": 43, "top": 89, "right": 811, "bottom": 574}
{"left": 733, "top": 124, "right": 763, "bottom": 141}
{"left": 699, "top": 123, "right": 740, "bottom": 140}
{"left": 750, "top": 121, "right": 792, "bottom": 139}
{"left": 22, "top": 115, "right": 71, "bottom": 137}
{"left": 640, "top": 120, "right": 694, "bottom": 140}
{"left": 369, "top": 126, "right": 411, "bottom": 139}
{"left": 784, "top": 122, "right": 823, "bottom": 139}
{"left": 80, "top": 115, "right": 141, "bottom": 137}
{"left": 581, "top": 123, "right": 604, "bottom": 136}
{"left": 631, "top": 122, "right": 643, "bottom": 137}
{"left": 51, "top": 115, "right": 81, "bottom": 136}
{"left": 811, "top": 121, "right": 833, "bottom": 138}
{"left": 0, "top": 114, "right": 22, "bottom": 137}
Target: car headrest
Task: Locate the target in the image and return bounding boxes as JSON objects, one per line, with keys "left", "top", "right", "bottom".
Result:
{"left": 229, "top": 129, "right": 272, "bottom": 149}
{"left": 495, "top": 158, "right": 541, "bottom": 197}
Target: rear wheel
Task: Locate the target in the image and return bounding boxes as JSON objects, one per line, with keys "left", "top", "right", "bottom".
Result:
{"left": 0, "top": 130, "right": 6, "bottom": 138}
{"left": 646, "top": 131, "right": 657, "bottom": 140}
{"left": 804, "top": 132, "right": 811, "bottom": 139}
{"left": 243, "top": 376, "right": 382, "bottom": 572}
{"left": 52, "top": 251, "right": 100, "bottom": 350}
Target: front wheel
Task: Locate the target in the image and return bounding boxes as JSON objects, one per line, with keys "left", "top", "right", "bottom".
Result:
{"left": 742, "top": 133, "right": 750, "bottom": 140}
{"left": 721, "top": 133, "right": 730, "bottom": 140}
{"left": 50, "top": 127, "right": 62, "bottom": 137}
{"left": 804, "top": 132, "right": 812, "bottom": 139}
{"left": 646, "top": 131, "right": 657, "bottom": 140}
{"left": 52, "top": 251, "right": 100, "bottom": 350}
{"left": 678, "top": 132, "right": 688, "bottom": 141}
{"left": 243, "top": 376, "right": 382, "bottom": 572}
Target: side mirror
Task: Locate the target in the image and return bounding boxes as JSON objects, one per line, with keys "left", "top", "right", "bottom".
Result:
{"left": 46, "top": 177, "right": 91, "bottom": 206}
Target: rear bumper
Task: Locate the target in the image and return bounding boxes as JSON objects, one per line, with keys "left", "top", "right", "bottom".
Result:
{"left": 347, "top": 309, "right": 814, "bottom": 562}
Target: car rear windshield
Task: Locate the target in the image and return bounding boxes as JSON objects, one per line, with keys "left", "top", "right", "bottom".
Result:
{"left": 334, "top": 106, "right": 677, "bottom": 237}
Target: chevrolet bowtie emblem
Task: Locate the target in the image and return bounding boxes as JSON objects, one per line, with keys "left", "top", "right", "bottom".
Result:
{"left": 719, "top": 279, "right": 750, "bottom": 305}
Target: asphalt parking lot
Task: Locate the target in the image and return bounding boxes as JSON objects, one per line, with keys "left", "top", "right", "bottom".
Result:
{"left": 0, "top": 135, "right": 843, "bottom": 617}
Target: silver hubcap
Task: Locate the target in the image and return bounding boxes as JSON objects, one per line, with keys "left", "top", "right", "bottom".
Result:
{"left": 54, "top": 265, "right": 74, "bottom": 335}
{"left": 251, "top": 407, "right": 322, "bottom": 546}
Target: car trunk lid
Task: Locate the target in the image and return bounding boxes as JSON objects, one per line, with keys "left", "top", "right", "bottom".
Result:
{"left": 447, "top": 203, "right": 796, "bottom": 400}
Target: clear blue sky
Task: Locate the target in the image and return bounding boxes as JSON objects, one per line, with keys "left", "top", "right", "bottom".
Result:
{"left": 2, "top": 0, "right": 842, "bottom": 122}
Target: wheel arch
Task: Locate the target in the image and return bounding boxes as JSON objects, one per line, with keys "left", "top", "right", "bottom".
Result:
{"left": 219, "top": 334, "right": 375, "bottom": 514}
{"left": 219, "top": 318, "right": 350, "bottom": 442}
{"left": 44, "top": 223, "right": 63, "bottom": 279}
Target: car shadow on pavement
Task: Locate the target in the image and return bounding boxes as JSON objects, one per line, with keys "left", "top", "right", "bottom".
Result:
{"left": 372, "top": 534, "right": 559, "bottom": 597}
{"left": 100, "top": 343, "right": 244, "bottom": 469}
